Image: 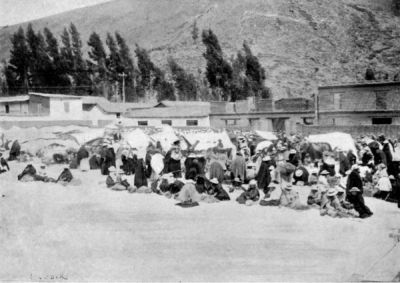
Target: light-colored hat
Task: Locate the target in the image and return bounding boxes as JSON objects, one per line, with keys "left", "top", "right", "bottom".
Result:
{"left": 351, "top": 164, "right": 360, "bottom": 171}
{"left": 325, "top": 157, "right": 336, "bottom": 165}
{"left": 210, "top": 178, "right": 219, "bottom": 185}
{"left": 349, "top": 187, "right": 361, "bottom": 193}
{"left": 383, "top": 140, "right": 389, "bottom": 144}
{"left": 262, "top": 155, "right": 271, "bottom": 161}
{"left": 320, "top": 170, "right": 329, "bottom": 175}
{"left": 233, "top": 177, "right": 242, "bottom": 183}
{"left": 327, "top": 188, "right": 338, "bottom": 197}
{"left": 188, "top": 153, "right": 196, "bottom": 158}
{"left": 311, "top": 186, "right": 319, "bottom": 191}
{"left": 389, "top": 175, "right": 395, "bottom": 180}
{"left": 249, "top": 179, "right": 257, "bottom": 186}
{"left": 269, "top": 165, "right": 275, "bottom": 171}
{"left": 108, "top": 166, "right": 116, "bottom": 172}
{"left": 336, "top": 187, "right": 345, "bottom": 193}
{"left": 295, "top": 169, "right": 303, "bottom": 177}
{"left": 289, "top": 149, "right": 296, "bottom": 154}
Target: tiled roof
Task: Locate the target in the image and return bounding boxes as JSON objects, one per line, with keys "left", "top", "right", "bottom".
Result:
{"left": 29, "top": 92, "right": 81, "bottom": 99}
{"left": 125, "top": 105, "right": 210, "bottom": 118}
{"left": 81, "top": 96, "right": 154, "bottom": 114}
{"left": 0, "top": 95, "right": 29, "bottom": 103}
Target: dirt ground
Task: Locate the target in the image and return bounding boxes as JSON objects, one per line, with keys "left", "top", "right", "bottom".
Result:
{"left": 1, "top": 161, "right": 399, "bottom": 282}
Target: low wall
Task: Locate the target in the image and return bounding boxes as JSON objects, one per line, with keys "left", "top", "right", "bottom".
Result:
{"left": 298, "top": 124, "right": 400, "bottom": 138}
{"left": 0, "top": 119, "right": 113, "bottom": 129}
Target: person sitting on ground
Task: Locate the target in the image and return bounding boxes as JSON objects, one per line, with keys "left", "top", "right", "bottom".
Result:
{"left": 57, "top": 167, "right": 80, "bottom": 186}
{"left": 195, "top": 175, "right": 209, "bottom": 194}
{"left": 89, "top": 153, "right": 101, "bottom": 170}
{"left": 207, "top": 178, "right": 230, "bottom": 201}
{"left": 336, "top": 187, "right": 357, "bottom": 216}
{"left": 320, "top": 188, "right": 353, "bottom": 218}
{"left": 229, "top": 177, "right": 245, "bottom": 193}
{"left": 307, "top": 186, "right": 322, "bottom": 206}
{"left": 8, "top": 140, "right": 21, "bottom": 161}
{"left": 279, "top": 184, "right": 309, "bottom": 210}
{"left": 176, "top": 172, "right": 203, "bottom": 205}
{"left": 0, "top": 151, "right": 10, "bottom": 173}
{"left": 347, "top": 187, "right": 373, "bottom": 218}
{"left": 236, "top": 179, "right": 260, "bottom": 205}
{"left": 106, "top": 166, "right": 133, "bottom": 191}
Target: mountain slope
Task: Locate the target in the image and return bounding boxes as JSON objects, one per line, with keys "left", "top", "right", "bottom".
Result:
{"left": 1, "top": 0, "right": 400, "bottom": 98}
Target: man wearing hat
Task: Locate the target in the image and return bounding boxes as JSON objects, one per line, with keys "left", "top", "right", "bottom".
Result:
{"left": 236, "top": 179, "right": 260, "bottom": 205}
{"left": 207, "top": 178, "right": 230, "bottom": 201}
{"left": 347, "top": 187, "right": 373, "bottom": 218}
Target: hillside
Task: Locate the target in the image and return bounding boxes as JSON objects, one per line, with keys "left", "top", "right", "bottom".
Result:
{"left": 1, "top": 0, "right": 400, "bottom": 98}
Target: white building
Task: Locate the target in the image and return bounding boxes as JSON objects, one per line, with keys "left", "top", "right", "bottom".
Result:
{"left": 124, "top": 101, "right": 211, "bottom": 127}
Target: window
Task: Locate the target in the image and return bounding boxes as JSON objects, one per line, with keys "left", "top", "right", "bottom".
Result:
{"left": 138, "top": 121, "right": 148, "bottom": 126}
{"left": 225, "top": 119, "right": 238, "bottom": 126}
{"left": 116, "top": 113, "right": 121, "bottom": 118}
{"left": 376, "top": 91, "right": 387, "bottom": 110}
{"left": 372, "top": 118, "right": 392, "bottom": 125}
{"left": 64, "top": 102, "right": 70, "bottom": 113}
{"left": 333, "top": 93, "right": 341, "bottom": 110}
{"left": 303, "top": 117, "right": 314, "bottom": 125}
{"left": 186, "top": 120, "right": 198, "bottom": 126}
{"left": 162, "top": 120, "right": 172, "bottom": 126}
{"left": 5, "top": 104, "right": 9, "bottom": 114}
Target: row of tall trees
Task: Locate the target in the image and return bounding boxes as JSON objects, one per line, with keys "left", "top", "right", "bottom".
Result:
{"left": 4, "top": 23, "right": 270, "bottom": 102}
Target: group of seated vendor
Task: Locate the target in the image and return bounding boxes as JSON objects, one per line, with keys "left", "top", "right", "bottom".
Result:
{"left": 17, "top": 164, "right": 79, "bottom": 186}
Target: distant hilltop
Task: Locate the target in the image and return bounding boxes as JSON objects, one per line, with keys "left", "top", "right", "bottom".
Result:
{"left": 0, "top": 0, "right": 400, "bottom": 98}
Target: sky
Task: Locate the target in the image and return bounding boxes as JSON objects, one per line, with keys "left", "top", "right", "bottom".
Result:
{"left": 0, "top": 0, "right": 113, "bottom": 26}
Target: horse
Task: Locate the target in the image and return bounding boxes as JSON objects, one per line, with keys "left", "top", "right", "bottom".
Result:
{"left": 299, "top": 141, "right": 332, "bottom": 162}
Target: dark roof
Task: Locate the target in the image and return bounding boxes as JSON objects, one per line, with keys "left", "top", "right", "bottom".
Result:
{"left": 318, "top": 81, "right": 400, "bottom": 90}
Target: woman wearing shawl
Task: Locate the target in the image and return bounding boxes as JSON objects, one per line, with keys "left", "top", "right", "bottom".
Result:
{"left": 231, "top": 152, "right": 246, "bottom": 181}
{"left": 164, "top": 142, "right": 182, "bottom": 177}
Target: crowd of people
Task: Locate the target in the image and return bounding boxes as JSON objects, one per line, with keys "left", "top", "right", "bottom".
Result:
{"left": 4, "top": 129, "right": 400, "bottom": 216}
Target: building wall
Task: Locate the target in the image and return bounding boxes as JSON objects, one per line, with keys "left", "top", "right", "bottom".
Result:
{"left": 49, "top": 98, "right": 83, "bottom": 120}
{"left": 125, "top": 116, "right": 210, "bottom": 127}
{"left": 0, "top": 101, "right": 29, "bottom": 115}
{"left": 210, "top": 114, "right": 311, "bottom": 133}
{"left": 28, "top": 95, "right": 50, "bottom": 115}
{"left": 82, "top": 106, "right": 117, "bottom": 126}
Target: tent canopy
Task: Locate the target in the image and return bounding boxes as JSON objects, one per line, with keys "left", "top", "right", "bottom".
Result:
{"left": 308, "top": 132, "right": 357, "bottom": 155}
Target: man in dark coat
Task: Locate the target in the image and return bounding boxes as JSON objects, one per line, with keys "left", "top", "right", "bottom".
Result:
{"left": 256, "top": 156, "right": 273, "bottom": 195}
{"left": 372, "top": 147, "right": 387, "bottom": 166}
{"left": 8, "top": 140, "right": 21, "bottom": 161}
{"left": 346, "top": 165, "right": 363, "bottom": 194}
{"left": 382, "top": 141, "right": 394, "bottom": 175}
